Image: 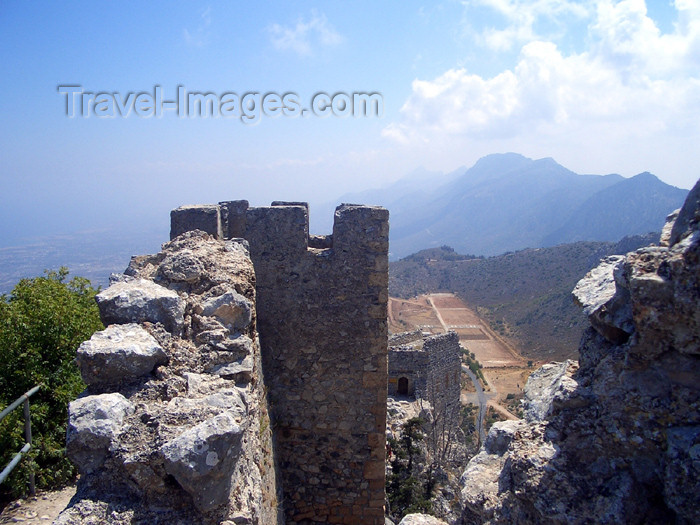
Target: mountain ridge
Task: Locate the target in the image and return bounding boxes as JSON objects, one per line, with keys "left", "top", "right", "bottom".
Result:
{"left": 328, "top": 152, "right": 686, "bottom": 259}
{"left": 388, "top": 153, "right": 686, "bottom": 258}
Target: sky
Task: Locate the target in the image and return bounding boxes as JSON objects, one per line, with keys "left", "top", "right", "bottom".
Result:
{"left": 1, "top": 0, "right": 699, "bottom": 243}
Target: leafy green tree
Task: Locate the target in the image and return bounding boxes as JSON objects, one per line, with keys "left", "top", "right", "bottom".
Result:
{"left": 0, "top": 268, "right": 103, "bottom": 503}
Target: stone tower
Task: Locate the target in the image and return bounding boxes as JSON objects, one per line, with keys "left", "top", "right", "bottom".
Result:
{"left": 171, "top": 200, "right": 390, "bottom": 524}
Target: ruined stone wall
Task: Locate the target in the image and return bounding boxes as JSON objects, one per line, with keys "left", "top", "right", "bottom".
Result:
{"left": 423, "top": 332, "right": 462, "bottom": 415}
{"left": 171, "top": 201, "right": 390, "bottom": 525}
{"left": 388, "top": 332, "right": 461, "bottom": 415}
{"left": 387, "top": 345, "right": 429, "bottom": 398}
{"left": 58, "top": 232, "right": 281, "bottom": 525}
{"left": 388, "top": 329, "right": 423, "bottom": 346}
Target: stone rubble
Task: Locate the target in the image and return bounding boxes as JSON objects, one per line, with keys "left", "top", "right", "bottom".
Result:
{"left": 56, "top": 231, "right": 280, "bottom": 525}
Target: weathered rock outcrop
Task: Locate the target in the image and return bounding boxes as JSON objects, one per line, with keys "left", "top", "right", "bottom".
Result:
{"left": 398, "top": 514, "right": 449, "bottom": 525}
{"left": 57, "top": 231, "right": 280, "bottom": 525}
{"left": 460, "top": 179, "right": 700, "bottom": 524}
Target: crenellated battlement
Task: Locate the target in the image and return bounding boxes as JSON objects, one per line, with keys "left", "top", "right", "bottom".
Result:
{"left": 171, "top": 201, "right": 388, "bottom": 259}
{"left": 170, "top": 200, "right": 389, "bottom": 525}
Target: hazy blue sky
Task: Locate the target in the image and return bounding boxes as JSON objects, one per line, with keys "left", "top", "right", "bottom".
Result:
{"left": 1, "top": 1, "right": 699, "bottom": 243}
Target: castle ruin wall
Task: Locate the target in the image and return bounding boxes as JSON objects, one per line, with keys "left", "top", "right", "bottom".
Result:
{"left": 423, "top": 331, "right": 462, "bottom": 414}
{"left": 388, "top": 331, "right": 461, "bottom": 415}
{"left": 171, "top": 201, "right": 389, "bottom": 525}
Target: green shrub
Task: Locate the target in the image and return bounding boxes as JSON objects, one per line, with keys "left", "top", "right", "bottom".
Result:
{"left": 386, "top": 417, "right": 433, "bottom": 520}
{"left": 0, "top": 268, "right": 103, "bottom": 503}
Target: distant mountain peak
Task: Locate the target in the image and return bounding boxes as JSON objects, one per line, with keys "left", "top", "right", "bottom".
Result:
{"left": 387, "top": 153, "right": 689, "bottom": 259}
{"left": 630, "top": 171, "right": 658, "bottom": 181}
{"left": 471, "top": 152, "right": 531, "bottom": 171}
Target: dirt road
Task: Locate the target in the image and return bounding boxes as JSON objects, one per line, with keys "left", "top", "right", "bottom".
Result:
{"left": 462, "top": 364, "right": 487, "bottom": 445}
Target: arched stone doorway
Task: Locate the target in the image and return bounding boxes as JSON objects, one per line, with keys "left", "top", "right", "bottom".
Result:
{"left": 398, "top": 377, "right": 409, "bottom": 396}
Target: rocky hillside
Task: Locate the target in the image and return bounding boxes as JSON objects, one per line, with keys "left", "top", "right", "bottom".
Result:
{"left": 390, "top": 234, "right": 657, "bottom": 361}
{"left": 56, "top": 231, "right": 280, "bottom": 525}
{"left": 458, "top": 179, "right": 700, "bottom": 524}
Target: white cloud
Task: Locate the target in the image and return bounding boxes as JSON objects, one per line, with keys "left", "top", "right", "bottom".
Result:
{"left": 464, "top": 0, "right": 591, "bottom": 51}
{"left": 267, "top": 10, "right": 343, "bottom": 57}
{"left": 184, "top": 6, "right": 212, "bottom": 48}
{"left": 383, "top": 1, "right": 700, "bottom": 187}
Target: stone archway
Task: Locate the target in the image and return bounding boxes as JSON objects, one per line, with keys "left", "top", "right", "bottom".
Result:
{"left": 398, "top": 376, "right": 409, "bottom": 396}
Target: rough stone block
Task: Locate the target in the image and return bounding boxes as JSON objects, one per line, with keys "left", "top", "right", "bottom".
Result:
{"left": 95, "top": 278, "right": 185, "bottom": 335}
{"left": 156, "top": 249, "right": 206, "bottom": 283}
{"left": 362, "top": 461, "right": 385, "bottom": 480}
{"left": 573, "top": 255, "right": 634, "bottom": 344}
{"left": 66, "top": 393, "right": 134, "bottom": 474}
{"left": 669, "top": 177, "right": 700, "bottom": 246}
{"left": 76, "top": 323, "right": 167, "bottom": 386}
{"left": 245, "top": 205, "right": 308, "bottom": 256}
{"left": 197, "top": 289, "right": 252, "bottom": 331}
{"left": 170, "top": 204, "right": 222, "bottom": 240}
{"left": 161, "top": 412, "right": 245, "bottom": 512}
{"left": 332, "top": 204, "right": 390, "bottom": 255}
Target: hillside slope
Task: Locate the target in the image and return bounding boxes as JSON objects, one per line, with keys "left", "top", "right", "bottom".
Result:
{"left": 542, "top": 171, "right": 689, "bottom": 245}
{"left": 389, "top": 233, "right": 658, "bottom": 361}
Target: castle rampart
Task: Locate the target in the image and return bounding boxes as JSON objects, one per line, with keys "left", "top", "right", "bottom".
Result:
{"left": 171, "top": 201, "right": 389, "bottom": 525}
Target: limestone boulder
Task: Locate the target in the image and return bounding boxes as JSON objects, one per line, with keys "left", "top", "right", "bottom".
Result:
{"left": 659, "top": 208, "right": 680, "bottom": 246}
{"left": 669, "top": 177, "right": 700, "bottom": 246}
{"left": 572, "top": 255, "right": 633, "bottom": 344}
{"left": 207, "top": 355, "right": 255, "bottom": 383}
{"left": 156, "top": 249, "right": 206, "bottom": 283}
{"left": 398, "top": 514, "right": 448, "bottom": 525}
{"left": 76, "top": 323, "right": 167, "bottom": 386}
{"left": 522, "top": 360, "right": 580, "bottom": 423}
{"left": 95, "top": 279, "right": 185, "bottom": 335}
{"left": 459, "top": 420, "right": 525, "bottom": 522}
{"left": 66, "top": 393, "right": 134, "bottom": 474}
{"left": 483, "top": 419, "right": 526, "bottom": 455}
{"left": 161, "top": 412, "right": 245, "bottom": 511}
{"left": 195, "top": 289, "right": 252, "bottom": 332}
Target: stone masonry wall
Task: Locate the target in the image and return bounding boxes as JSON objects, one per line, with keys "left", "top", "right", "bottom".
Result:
{"left": 423, "top": 332, "right": 462, "bottom": 415}
{"left": 171, "top": 201, "right": 390, "bottom": 525}
{"left": 388, "top": 329, "right": 423, "bottom": 346}
{"left": 387, "top": 345, "right": 429, "bottom": 398}
{"left": 388, "top": 331, "right": 461, "bottom": 415}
